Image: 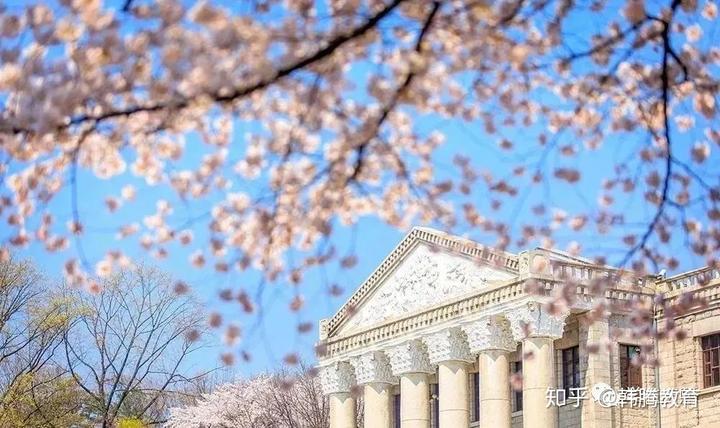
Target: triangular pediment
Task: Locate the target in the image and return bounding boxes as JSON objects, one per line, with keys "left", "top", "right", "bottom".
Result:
{"left": 326, "top": 228, "right": 518, "bottom": 338}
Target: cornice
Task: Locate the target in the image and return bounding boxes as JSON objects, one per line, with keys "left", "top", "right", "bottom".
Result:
{"left": 318, "top": 277, "right": 654, "bottom": 362}
{"left": 659, "top": 266, "right": 720, "bottom": 293}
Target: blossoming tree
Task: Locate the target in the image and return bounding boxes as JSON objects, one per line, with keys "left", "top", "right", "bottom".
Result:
{"left": 166, "top": 366, "right": 336, "bottom": 428}
{"left": 0, "top": 0, "right": 718, "bottom": 360}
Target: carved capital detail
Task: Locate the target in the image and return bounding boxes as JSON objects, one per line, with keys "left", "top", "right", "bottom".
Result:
{"left": 462, "top": 316, "right": 516, "bottom": 353}
{"left": 508, "top": 302, "right": 568, "bottom": 341}
{"left": 518, "top": 252, "right": 531, "bottom": 278}
{"left": 319, "top": 361, "right": 356, "bottom": 395}
{"left": 319, "top": 318, "right": 329, "bottom": 341}
{"left": 351, "top": 351, "right": 397, "bottom": 385}
{"left": 386, "top": 339, "right": 434, "bottom": 375}
{"left": 423, "top": 327, "right": 473, "bottom": 364}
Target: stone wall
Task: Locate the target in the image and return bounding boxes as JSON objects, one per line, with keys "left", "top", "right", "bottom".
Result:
{"left": 511, "top": 412, "right": 522, "bottom": 428}
{"left": 658, "top": 306, "right": 720, "bottom": 428}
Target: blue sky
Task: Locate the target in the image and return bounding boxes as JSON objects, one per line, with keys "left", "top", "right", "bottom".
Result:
{"left": 5, "top": 0, "right": 720, "bottom": 379}
{"left": 13, "top": 116, "right": 714, "bottom": 378}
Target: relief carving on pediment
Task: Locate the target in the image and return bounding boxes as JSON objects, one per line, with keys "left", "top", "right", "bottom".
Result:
{"left": 338, "top": 244, "right": 514, "bottom": 334}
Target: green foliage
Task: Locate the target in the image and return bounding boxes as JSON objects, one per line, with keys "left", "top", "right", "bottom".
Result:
{"left": 0, "top": 257, "right": 92, "bottom": 427}
{"left": 0, "top": 371, "right": 91, "bottom": 428}
{"left": 118, "top": 418, "right": 146, "bottom": 428}
{"left": 0, "top": 259, "right": 206, "bottom": 427}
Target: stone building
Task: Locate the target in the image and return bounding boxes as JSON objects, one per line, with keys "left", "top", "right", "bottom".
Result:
{"left": 316, "top": 227, "right": 720, "bottom": 428}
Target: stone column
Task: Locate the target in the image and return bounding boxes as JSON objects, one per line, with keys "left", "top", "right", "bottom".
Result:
{"left": 330, "top": 393, "right": 357, "bottom": 428}
{"left": 400, "top": 373, "right": 431, "bottom": 428}
{"left": 352, "top": 351, "right": 396, "bottom": 428}
{"left": 320, "top": 362, "right": 357, "bottom": 428}
{"left": 509, "top": 303, "right": 568, "bottom": 428}
{"left": 522, "top": 336, "right": 556, "bottom": 428}
{"left": 364, "top": 383, "right": 393, "bottom": 428}
{"left": 424, "top": 327, "right": 474, "bottom": 428}
{"left": 479, "top": 350, "right": 512, "bottom": 427}
{"left": 580, "top": 317, "right": 612, "bottom": 428}
{"left": 463, "top": 316, "right": 517, "bottom": 428}
{"left": 387, "top": 339, "right": 434, "bottom": 428}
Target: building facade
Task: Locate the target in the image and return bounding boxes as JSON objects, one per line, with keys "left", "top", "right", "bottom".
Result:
{"left": 316, "top": 227, "right": 720, "bottom": 428}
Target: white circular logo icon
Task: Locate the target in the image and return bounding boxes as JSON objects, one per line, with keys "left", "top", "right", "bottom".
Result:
{"left": 591, "top": 383, "right": 618, "bottom": 407}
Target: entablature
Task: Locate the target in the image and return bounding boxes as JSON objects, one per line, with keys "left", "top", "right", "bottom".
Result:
{"left": 318, "top": 273, "right": 653, "bottom": 364}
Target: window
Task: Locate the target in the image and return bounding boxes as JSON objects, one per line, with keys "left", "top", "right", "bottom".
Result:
{"left": 512, "top": 361, "right": 523, "bottom": 412}
{"left": 620, "top": 344, "right": 643, "bottom": 388}
{"left": 562, "top": 346, "right": 580, "bottom": 394}
{"left": 702, "top": 333, "right": 720, "bottom": 388}
{"left": 393, "top": 393, "right": 401, "bottom": 428}
{"left": 430, "top": 383, "right": 439, "bottom": 428}
{"left": 471, "top": 372, "right": 480, "bottom": 422}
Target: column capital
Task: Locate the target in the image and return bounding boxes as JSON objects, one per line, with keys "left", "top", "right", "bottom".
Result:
{"left": 351, "top": 351, "right": 397, "bottom": 385}
{"left": 319, "top": 318, "right": 329, "bottom": 340}
{"left": 462, "top": 315, "right": 516, "bottom": 353}
{"left": 386, "top": 339, "right": 434, "bottom": 375}
{"left": 319, "top": 361, "right": 356, "bottom": 395}
{"left": 423, "top": 327, "right": 473, "bottom": 364}
{"left": 508, "top": 302, "right": 568, "bottom": 341}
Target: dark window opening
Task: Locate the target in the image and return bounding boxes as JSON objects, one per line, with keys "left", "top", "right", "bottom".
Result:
{"left": 562, "top": 346, "right": 580, "bottom": 394}
{"left": 471, "top": 372, "right": 480, "bottom": 422}
{"left": 702, "top": 333, "right": 720, "bottom": 388}
{"left": 620, "top": 344, "right": 643, "bottom": 388}
{"left": 393, "top": 393, "right": 401, "bottom": 428}
{"left": 513, "top": 360, "right": 523, "bottom": 412}
{"left": 430, "top": 383, "right": 439, "bottom": 428}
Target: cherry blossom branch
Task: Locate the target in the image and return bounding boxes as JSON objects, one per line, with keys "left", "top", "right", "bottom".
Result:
{"left": 348, "top": 1, "right": 442, "bottom": 181}
{"left": 620, "top": 0, "right": 681, "bottom": 268}
{"left": 670, "top": 156, "right": 714, "bottom": 192}
{"left": 6, "top": 0, "right": 410, "bottom": 137}
{"left": 559, "top": 17, "right": 650, "bottom": 66}
{"left": 121, "top": 0, "right": 133, "bottom": 12}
